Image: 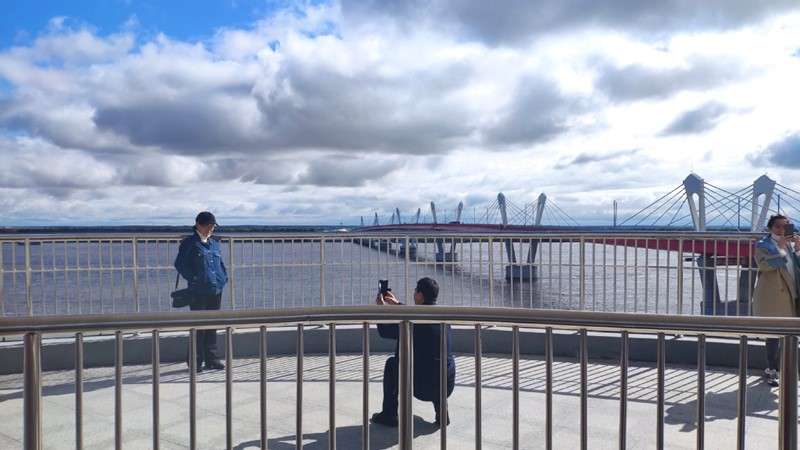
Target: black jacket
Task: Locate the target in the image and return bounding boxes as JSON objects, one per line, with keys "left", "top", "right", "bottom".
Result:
{"left": 377, "top": 307, "right": 456, "bottom": 401}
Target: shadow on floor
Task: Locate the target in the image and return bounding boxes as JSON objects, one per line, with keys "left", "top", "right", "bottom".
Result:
{"left": 232, "top": 415, "right": 440, "bottom": 450}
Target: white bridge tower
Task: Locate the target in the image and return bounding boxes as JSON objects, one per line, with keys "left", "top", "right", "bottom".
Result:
{"left": 685, "top": 173, "right": 776, "bottom": 315}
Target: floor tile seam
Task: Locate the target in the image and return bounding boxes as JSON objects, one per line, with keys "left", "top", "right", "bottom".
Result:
{"left": 9, "top": 356, "right": 740, "bottom": 378}
{"left": 25, "top": 384, "right": 775, "bottom": 414}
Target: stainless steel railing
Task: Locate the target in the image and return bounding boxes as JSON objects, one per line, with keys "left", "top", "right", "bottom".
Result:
{"left": 1, "top": 231, "right": 763, "bottom": 317}
{"left": 2, "top": 307, "right": 798, "bottom": 449}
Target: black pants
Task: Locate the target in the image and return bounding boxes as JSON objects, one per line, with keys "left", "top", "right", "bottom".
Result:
{"left": 381, "top": 357, "right": 400, "bottom": 414}
{"left": 381, "top": 356, "right": 453, "bottom": 415}
{"left": 188, "top": 293, "right": 222, "bottom": 365}
{"left": 766, "top": 338, "right": 780, "bottom": 372}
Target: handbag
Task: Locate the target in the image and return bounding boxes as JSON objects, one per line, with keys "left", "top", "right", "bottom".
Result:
{"left": 171, "top": 273, "right": 194, "bottom": 308}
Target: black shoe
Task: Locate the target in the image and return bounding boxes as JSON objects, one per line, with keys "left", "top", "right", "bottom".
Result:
{"left": 765, "top": 368, "right": 779, "bottom": 387}
{"left": 370, "top": 411, "right": 398, "bottom": 427}
{"left": 192, "top": 363, "right": 203, "bottom": 373}
{"left": 434, "top": 411, "right": 450, "bottom": 427}
{"left": 206, "top": 360, "right": 225, "bottom": 370}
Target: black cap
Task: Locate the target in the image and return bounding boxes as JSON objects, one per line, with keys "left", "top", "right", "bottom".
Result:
{"left": 195, "top": 211, "right": 217, "bottom": 225}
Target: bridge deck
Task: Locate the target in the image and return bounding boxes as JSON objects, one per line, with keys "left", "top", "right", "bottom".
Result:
{"left": 355, "top": 224, "right": 758, "bottom": 259}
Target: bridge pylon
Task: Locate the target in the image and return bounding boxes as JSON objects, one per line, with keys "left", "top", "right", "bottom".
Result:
{"left": 684, "top": 173, "right": 759, "bottom": 316}
{"left": 433, "top": 201, "right": 460, "bottom": 262}
{"left": 683, "top": 173, "right": 707, "bottom": 232}
{"left": 751, "top": 174, "right": 776, "bottom": 232}
{"left": 499, "top": 192, "right": 545, "bottom": 281}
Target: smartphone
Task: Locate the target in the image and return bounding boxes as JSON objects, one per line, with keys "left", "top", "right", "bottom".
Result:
{"left": 785, "top": 223, "right": 795, "bottom": 236}
{"left": 378, "top": 279, "right": 390, "bottom": 295}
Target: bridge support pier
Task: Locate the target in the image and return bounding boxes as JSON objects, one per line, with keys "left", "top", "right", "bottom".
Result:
{"left": 697, "top": 256, "right": 751, "bottom": 316}
{"left": 697, "top": 256, "right": 721, "bottom": 314}
{"left": 435, "top": 238, "right": 458, "bottom": 262}
{"left": 505, "top": 264, "right": 537, "bottom": 281}
{"left": 399, "top": 238, "right": 417, "bottom": 257}
{"left": 503, "top": 239, "right": 540, "bottom": 281}
{"left": 377, "top": 239, "right": 389, "bottom": 250}
{"left": 737, "top": 258, "right": 756, "bottom": 310}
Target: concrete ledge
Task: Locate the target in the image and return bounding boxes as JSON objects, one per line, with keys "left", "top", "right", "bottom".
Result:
{"left": 0, "top": 326, "right": 767, "bottom": 375}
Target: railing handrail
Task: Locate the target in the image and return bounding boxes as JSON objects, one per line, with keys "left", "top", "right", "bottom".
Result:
{"left": 1, "top": 230, "right": 768, "bottom": 318}
{"left": 9, "top": 305, "right": 800, "bottom": 449}
{"left": 2, "top": 306, "right": 799, "bottom": 337}
{"left": 0, "top": 229, "right": 768, "bottom": 241}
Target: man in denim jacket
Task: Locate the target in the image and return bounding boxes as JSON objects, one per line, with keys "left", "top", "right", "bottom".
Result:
{"left": 174, "top": 211, "right": 229, "bottom": 372}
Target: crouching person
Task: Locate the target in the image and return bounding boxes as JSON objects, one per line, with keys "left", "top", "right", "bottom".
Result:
{"left": 371, "top": 277, "right": 456, "bottom": 427}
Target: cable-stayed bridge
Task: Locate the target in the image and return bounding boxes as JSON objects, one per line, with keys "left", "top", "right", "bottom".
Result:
{"left": 353, "top": 172, "right": 800, "bottom": 265}
{"left": 354, "top": 174, "right": 800, "bottom": 315}
{"left": 358, "top": 173, "right": 800, "bottom": 233}
{"left": 355, "top": 173, "right": 800, "bottom": 263}
{"left": 619, "top": 173, "right": 800, "bottom": 232}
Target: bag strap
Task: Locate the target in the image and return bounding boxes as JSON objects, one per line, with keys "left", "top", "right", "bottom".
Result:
{"left": 175, "top": 272, "right": 180, "bottom": 289}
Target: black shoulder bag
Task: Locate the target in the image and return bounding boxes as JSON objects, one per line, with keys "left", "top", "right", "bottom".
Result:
{"left": 171, "top": 273, "right": 195, "bottom": 308}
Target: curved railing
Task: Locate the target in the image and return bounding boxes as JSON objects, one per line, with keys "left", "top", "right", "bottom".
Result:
{"left": 1, "top": 231, "right": 762, "bottom": 317}
{"left": 3, "top": 307, "right": 798, "bottom": 449}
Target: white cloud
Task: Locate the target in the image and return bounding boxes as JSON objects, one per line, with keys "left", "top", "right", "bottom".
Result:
{"left": 1, "top": 2, "right": 799, "bottom": 225}
{"left": 0, "top": 136, "right": 117, "bottom": 189}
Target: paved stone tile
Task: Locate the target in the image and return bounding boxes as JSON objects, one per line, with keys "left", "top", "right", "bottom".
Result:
{"left": 0, "top": 354, "right": 791, "bottom": 449}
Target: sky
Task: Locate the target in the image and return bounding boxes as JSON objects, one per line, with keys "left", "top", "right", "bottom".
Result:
{"left": 1, "top": 1, "right": 800, "bottom": 227}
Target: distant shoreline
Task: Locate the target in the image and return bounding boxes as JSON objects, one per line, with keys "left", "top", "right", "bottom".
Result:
{"left": 0, "top": 225, "right": 354, "bottom": 234}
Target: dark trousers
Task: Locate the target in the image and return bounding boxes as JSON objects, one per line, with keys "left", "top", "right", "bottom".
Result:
{"left": 188, "top": 293, "right": 222, "bottom": 365}
{"left": 381, "top": 356, "right": 453, "bottom": 416}
{"left": 766, "top": 338, "right": 780, "bottom": 371}
{"left": 381, "top": 356, "right": 400, "bottom": 414}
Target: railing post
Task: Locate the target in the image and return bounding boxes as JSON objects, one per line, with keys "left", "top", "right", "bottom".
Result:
{"left": 579, "top": 238, "right": 586, "bottom": 311}
{"left": 132, "top": 238, "right": 140, "bottom": 313}
{"left": 227, "top": 238, "right": 236, "bottom": 309}
{"left": 779, "top": 335, "right": 798, "bottom": 449}
{"left": 580, "top": 329, "right": 588, "bottom": 450}
{"left": 189, "top": 329, "right": 198, "bottom": 449}
{"left": 696, "top": 334, "right": 706, "bottom": 449}
{"left": 259, "top": 325, "right": 268, "bottom": 449}
{"left": 398, "top": 320, "right": 412, "bottom": 449}
{"left": 362, "top": 322, "right": 370, "bottom": 448}
{"left": 151, "top": 330, "right": 160, "bottom": 450}
{"left": 512, "top": 326, "right": 520, "bottom": 449}
{"left": 115, "top": 331, "right": 123, "bottom": 449}
{"left": 475, "top": 324, "right": 483, "bottom": 450}
{"left": 328, "top": 324, "right": 337, "bottom": 450}
{"left": 320, "top": 238, "right": 326, "bottom": 306}
{"left": 296, "top": 324, "right": 304, "bottom": 449}
{"left": 619, "top": 330, "right": 628, "bottom": 450}
{"left": 0, "top": 242, "right": 5, "bottom": 317}
{"left": 225, "top": 327, "right": 234, "bottom": 450}
{"left": 439, "top": 322, "right": 448, "bottom": 449}
{"left": 612, "top": 243, "right": 618, "bottom": 312}
{"left": 488, "top": 237, "right": 495, "bottom": 306}
{"left": 23, "top": 331, "right": 41, "bottom": 449}
{"left": 737, "top": 335, "right": 748, "bottom": 449}
{"left": 75, "top": 332, "right": 84, "bottom": 449}
{"left": 25, "top": 240, "right": 33, "bottom": 316}
{"left": 656, "top": 332, "right": 665, "bottom": 449}
{"left": 545, "top": 326, "right": 553, "bottom": 450}
{"left": 404, "top": 236, "right": 411, "bottom": 302}
{"left": 676, "top": 237, "right": 684, "bottom": 314}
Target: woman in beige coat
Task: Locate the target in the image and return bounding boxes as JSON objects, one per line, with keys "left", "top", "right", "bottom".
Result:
{"left": 752, "top": 213, "right": 800, "bottom": 386}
